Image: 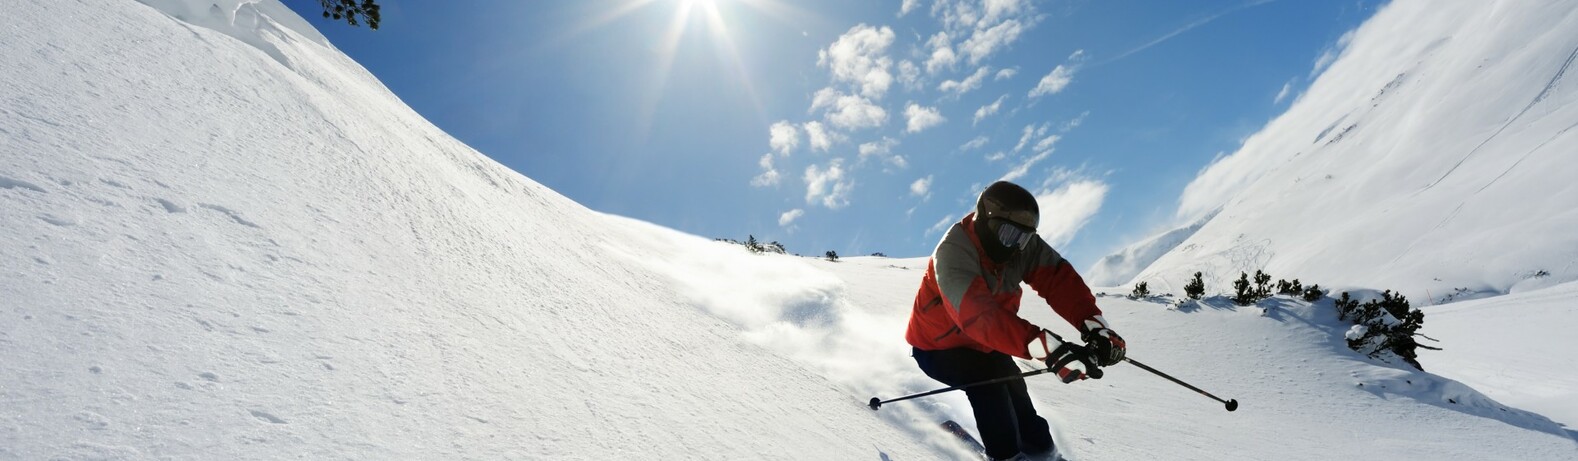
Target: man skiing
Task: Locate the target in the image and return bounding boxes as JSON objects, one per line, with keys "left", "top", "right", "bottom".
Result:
{"left": 907, "top": 181, "right": 1126, "bottom": 461}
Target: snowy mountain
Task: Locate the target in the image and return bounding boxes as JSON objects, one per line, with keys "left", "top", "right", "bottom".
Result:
{"left": 4, "top": 0, "right": 1577, "bottom": 460}
{"left": 1085, "top": 210, "right": 1214, "bottom": 288}
{"left": 1109, "top": 0, "right": 1578, "bottom": 301}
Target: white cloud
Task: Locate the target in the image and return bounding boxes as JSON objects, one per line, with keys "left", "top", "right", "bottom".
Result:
{"left": 1029, "top": 50, "right": 1085, "bottom": 98}
{"left": 811, "top": 88, "right": 888, "bottom": 130}
{"left": 1033, "top": 180, "right": 1109, "bottom": 248}
{"left": 1030, "top": 64, "right": 1075, "bottom": 98}
{"left": 857, "top": 137, "right": 895, "bottom": 158}
{"left": 939, "top": 66, "right": 991, "bottom": 96}
{"left": 910, "top": 175, "right": 934, "bottom": 198}
{"left": 769, "top": 121, "right": 799, "bottom": 156}
{"left": 1061, "top": 111, "right": 1089, "bottom": 132}
{"left": 818, "top": 24, "right": 896, "bottom": 99}
{"left": 1032, "top": 134, "right": 1061, "bottom": 153}
{"left": 960, "top": 135, "right": 990, "bottom": 151}
{"left": 802, "top": 120, "right": 837, "bottom": 152}
{"left": 973, "top": 94, "right": 1007, "bottom": 125}
{"left": 1311, "top": 51, "right": 1337, "bottom": 78}
{"left": 897, "top": 60, "right": 921, "bottom": 90}
{"left": 995, "top": 67, "right": 1018, "bottom": 80}
{"left": 927, "top": 213, "right": 958, "bottom": 236}
{"left": 899, "top": 0, "right": 920, "bottom": 17}
{"left": 858, "top": 137, "right": 907, "bottom": 169}
{"left": 1274, "top": 81, "right": 1293, "bottom": 104}
{"left": 751, "top": 153, "right": 781, "bottom": 187}
{"left": 932, "top": 0, "right": 980, "bottom": 32}
{"left": 985, "top": 150, "right": 1007, "bottom": 162}
{"left": 904, "top": 103, "right": 946, "bottom": 133}
{"left": 1310, "top": 30, "right": 1355, "bottom": 78}
{"left": 960, "top": 19, "right": 1024, "bottom": 64}
{"left": 1001, "top": 149, "right": 1052, "bottom": 182}
{"left": 932, "top": 0, "right": 1038, "bottom": 62}
{"left": 925, "top": 32, "right": 958, "bottom": 74}
{"left": 1013, "top": 122, "right": 1050, "bottom": 152}
{"left": 804, "top": 160, "right": 854, "bottom": 209}
{"left": 981, "top": 0, "right": 1030, "bottom": 25}
{"left": 778, "top": 208, "right": 805, "bottom": 227}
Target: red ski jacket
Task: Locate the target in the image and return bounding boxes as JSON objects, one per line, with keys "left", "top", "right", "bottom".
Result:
{"left": 906, "top": 213, "right": 1108, "bottom": 359}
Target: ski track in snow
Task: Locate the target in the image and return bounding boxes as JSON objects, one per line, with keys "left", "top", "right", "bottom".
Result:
{"left": 1417, "top": 44, "right": 1578, "bottom": 194}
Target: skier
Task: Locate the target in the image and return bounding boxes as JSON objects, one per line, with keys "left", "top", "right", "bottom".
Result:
{"left": 906, "top": 181, "right": 1126, "bottom": 461}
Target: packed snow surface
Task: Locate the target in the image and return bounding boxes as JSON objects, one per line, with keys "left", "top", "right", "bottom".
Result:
{"left": 1420, "top": 280, "right": 1578, "bottom": 430}
{"left": 3, "top": 0, "right": 1577, "bottom": 460}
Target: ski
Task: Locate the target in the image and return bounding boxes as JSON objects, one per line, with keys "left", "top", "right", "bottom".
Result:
{"left": 941, "top": 420, "right": 987, "bottom": 456}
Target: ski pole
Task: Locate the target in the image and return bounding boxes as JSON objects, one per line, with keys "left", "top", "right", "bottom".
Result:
{"left": 868, "top": 366, "right": 1059, "bottom": 410}
{"left": 870, "top": 333, "right": 1101, "bottom": 411}
{"left": 1122, "top": 357, "right": 1238, "bottom": 412}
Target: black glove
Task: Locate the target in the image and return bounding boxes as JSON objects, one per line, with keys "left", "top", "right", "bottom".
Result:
{"left": 1082, "top": 327, "right": 1126, "bottom": 366}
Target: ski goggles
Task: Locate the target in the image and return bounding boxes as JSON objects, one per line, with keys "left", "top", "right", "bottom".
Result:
{"left": 990, "top": 218, "right": 1036, "bottom": 250}
{"left": 979, "top": 196, "right": 1038, "bottom": 250}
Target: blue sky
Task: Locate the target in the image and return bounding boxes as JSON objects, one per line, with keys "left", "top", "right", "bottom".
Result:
{"left": 289, "top": 0, "right": 1382, "bottom": 267}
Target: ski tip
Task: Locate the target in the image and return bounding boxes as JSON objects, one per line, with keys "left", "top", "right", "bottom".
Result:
{"left": 1226, "top": 399, "right": 1239, "bottom": 412}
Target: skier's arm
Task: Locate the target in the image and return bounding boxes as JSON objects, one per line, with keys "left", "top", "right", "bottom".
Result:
{"left": 1022, "top": 238, "right": 1110, "bottom": 334}
{"left": 933, "top": 238, "right": 1042, "bottom": 359}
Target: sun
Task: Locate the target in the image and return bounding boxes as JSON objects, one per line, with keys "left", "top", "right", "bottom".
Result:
{"left": 677, "top": 0, "right": 724, "bottom": 12}
{"left": 560, "top": 0, "right": 810, "bottom": 137}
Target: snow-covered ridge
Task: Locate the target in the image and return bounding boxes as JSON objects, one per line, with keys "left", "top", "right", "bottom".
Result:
{"left": 1085, "top": 209, "right": 1215, "bottom": 287}
{"left": 1118, "top": 0, "right": 1578, "bottom": 300}
{"left": 135, "top": 0, "right": 331, "bottom": 65}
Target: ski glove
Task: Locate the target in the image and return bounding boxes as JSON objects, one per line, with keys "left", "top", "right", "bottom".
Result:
{"left": 1082, "top": 327, "right": 1126, "bottom": 366}
{"left": 1034, "top": 331, "right": 1103, "bottom": 383}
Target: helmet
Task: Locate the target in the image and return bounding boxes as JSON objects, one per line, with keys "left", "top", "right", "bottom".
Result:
{"left": 975, "top": 181, "right": 1039, "bottom": 259}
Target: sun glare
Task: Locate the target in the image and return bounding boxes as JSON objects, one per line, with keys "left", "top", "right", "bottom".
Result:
{"left": 560, "top": 0, "right": 813, "bottom": 138}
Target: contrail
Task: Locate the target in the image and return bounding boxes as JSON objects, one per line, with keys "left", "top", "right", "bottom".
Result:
{"left": 1095, "top": 0, "right": 1276, "bottom": 66}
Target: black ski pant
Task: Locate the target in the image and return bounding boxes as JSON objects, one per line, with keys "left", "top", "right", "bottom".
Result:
{"left": 913, "top": 347, "right": 1053, "bottom": 460}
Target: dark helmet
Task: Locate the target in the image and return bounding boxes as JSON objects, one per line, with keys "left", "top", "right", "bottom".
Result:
{"left": 974, "top": 181, "right": 1039, "bottom": 261}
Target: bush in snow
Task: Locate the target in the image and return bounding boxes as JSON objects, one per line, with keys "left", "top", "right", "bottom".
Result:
{"left": 1276, "top": 278, "right": 1304, "bottom": 296}
{"left": 1253, "top": 270, "right": 1273, "bottom": 298}
{"left": 1232, "top": 272, "right": 1255, "bottom": 305}
{"left": 1334, "top": 292, "right": 1359, "bottom": 320}
{"left": 870, "top": 252, "right": 887, "bottom": 257}
{"left": 825, "top": 250, "right": 839, "bottom": 262}
{"left": 1336, "top": 290, "right": 1439, "bottom": 371}
{"left": 317, "top": 0, "right": 381, "bottom": 29}
{"left": 1301, "top": 284, "right": 1324, "bottom": 302}
{"left": 714, "top": 235, "right": 786, "bottom": 255}
{"left": 1184, "top": 272, "right": 1205, "bottom": 300}
{"left": 1129, "top": 282, "right": 1150, "bottom": 299}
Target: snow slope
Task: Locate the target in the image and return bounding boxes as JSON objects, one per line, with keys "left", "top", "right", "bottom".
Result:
{"left": 1420, "top": 280, "right": 1578, "bottom": 430}
{"left": 1115, "top": 0, "right": 1578, "bottom": 299}
{"left": 0, "top": 1, "right": 952, "bottom": 459}
{"left": 824, "top": 257, "right": 1576, "bottom": 460}
{"left": 3, "top": 0, "right": 1576, "bottom": 459}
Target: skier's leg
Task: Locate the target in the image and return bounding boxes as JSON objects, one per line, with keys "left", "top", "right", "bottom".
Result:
{"left": 962, "top": 381, "right": 1021, "bottom": 460}
{"left": 914, "top": 348, "right": 1025, "bottom": 460}
{"left": 1001, "top": 361, "right": 1054, "bottom": 454}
